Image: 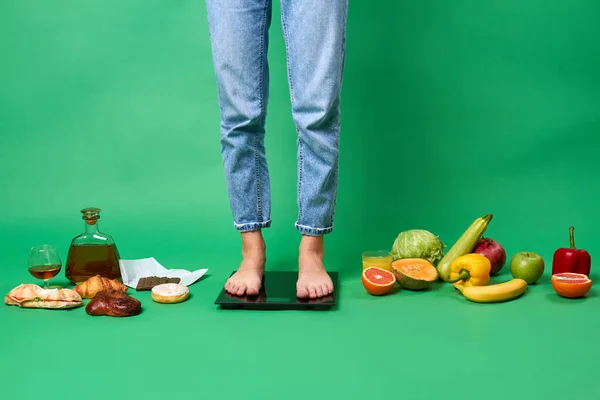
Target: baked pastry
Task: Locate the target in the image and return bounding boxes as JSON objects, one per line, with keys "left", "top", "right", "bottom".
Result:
{"left": 74, "top": 275, "right": 128, "bottom": 298}
{"left": 5, "top": 284, "right": 83, "bottom": 309}
{"left": 86, "top": 290, "right": 141, "bottom": 317}
{"left": 151, "top": 283, "right": 189, "bottom": 304}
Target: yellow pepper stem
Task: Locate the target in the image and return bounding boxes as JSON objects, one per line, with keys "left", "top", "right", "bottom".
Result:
{"left": 448, "top": 269, "right": 470, "bottom": 284}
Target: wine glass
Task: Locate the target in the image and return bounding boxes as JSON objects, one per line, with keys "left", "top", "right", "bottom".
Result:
{"left": 28, "top": 245, "right": 62, "bottom": 289}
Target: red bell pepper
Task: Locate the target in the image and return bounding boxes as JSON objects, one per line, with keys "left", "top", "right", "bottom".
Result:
{"left": 552, "top": 226, "right": 591, "bottom": 276}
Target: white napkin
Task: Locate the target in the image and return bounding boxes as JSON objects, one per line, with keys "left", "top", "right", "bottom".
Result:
{"left": 119, "top": 257, "right": 208, "bottom": 288}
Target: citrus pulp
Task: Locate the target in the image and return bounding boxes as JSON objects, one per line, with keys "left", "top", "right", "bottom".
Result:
{"left": 362, "top": 267, "right": 396, "bottom": 295}
{"left": 551, "top": 273, "right": 592, "bottom": 298}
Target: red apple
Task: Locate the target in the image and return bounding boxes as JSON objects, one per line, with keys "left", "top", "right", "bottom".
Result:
{"left": 473, "top": 237, "right": 506, "bottom": 275}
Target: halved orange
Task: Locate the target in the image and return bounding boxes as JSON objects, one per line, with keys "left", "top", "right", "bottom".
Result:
{"left": 551, "top": 273, "right": 592, "bottom": 298}
{"left": 362, "top": 267, "right": 396, "bottom": 295}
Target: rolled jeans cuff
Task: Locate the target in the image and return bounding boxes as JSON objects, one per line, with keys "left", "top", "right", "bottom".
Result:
{"left": 234, "top": 220, "right": 272, "bottom": 232}
{"left": 295, "top": 222, "right": 334, "bottom": 236}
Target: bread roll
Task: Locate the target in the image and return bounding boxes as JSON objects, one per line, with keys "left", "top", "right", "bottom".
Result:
{"left": 86, "top": 290, "right": 141, "bottom": 317}
{"left": 151, "top": 283, "right": 189, "bottom": 304}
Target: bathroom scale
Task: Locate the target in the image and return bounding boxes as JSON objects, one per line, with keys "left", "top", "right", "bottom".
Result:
{"left": 214, "top": 271, "right": 338, "bottom": 310}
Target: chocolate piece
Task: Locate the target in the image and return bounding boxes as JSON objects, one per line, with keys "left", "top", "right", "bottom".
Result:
{"left": 136, "top": 276, "right": 181, "bottom": 291}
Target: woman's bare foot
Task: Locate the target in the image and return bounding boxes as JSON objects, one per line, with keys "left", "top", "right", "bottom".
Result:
{"left": 224, "top": 230, "right": 266, "bottom": 297}
{"left": 297, "top": 235, "right": 334, "bottom": 299}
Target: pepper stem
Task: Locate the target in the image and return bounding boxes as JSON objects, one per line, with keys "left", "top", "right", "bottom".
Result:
{"left": 448, "top": 269, "right": 471, "bottom": 284}
{"left": 569, "top": 226, "right": 576, "bottom": 249}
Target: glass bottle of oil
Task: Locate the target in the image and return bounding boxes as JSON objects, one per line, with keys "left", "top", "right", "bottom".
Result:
{"left": 65, "top": 207, "right": 121, "bottom": 284}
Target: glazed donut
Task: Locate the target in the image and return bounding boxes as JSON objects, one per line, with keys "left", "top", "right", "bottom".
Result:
{"left": 151, "top": 283, "right": 190, "bottom": 304}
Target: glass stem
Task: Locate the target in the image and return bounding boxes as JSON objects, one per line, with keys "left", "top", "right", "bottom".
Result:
{"left": 43, "top": 279, "right": 49, "bottom": 289}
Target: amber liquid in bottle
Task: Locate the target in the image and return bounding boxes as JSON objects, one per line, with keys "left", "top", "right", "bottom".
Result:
{"left": 65, "top": 207, "right": 122, "bottom": 284}
{"left": 65, "top": 244, "right": 121, "bottom": 283}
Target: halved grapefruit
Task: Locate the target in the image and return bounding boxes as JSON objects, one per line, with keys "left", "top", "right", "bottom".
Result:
{"left": 362, "top": 267, "right": 396, "bottom": 295}
{"left": 551, "top": 273, "right": 592, "bottom": 298}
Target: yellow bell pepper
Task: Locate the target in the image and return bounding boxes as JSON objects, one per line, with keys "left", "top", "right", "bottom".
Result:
{"left": 449, "top": 253, "right": 491, "bottom": 288}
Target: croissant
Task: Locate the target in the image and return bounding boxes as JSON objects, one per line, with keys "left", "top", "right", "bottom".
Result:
{"left": 5, "top": 284, "right": 83, "bottom": 309}
{"left": 86, "top": 290, "right": 141, "bottom": 317}
{"left": 74, "top": 275, "right": 128, "bottom": 299}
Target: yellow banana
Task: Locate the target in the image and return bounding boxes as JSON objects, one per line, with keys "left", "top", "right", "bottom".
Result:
{"left": 455, "top": 279, "right": 527, "bottom": 303}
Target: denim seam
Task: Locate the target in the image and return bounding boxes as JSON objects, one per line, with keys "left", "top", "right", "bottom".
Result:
{"left": 330, "top": 151, "right": 339, "bottom": 227}
{"left": 330, "top": 2, "right": 348, "bottom": 226}
{"left": 295, "top": 222, "right": 334, "bottom": 236}
{"left": 254, "top": 0, "right": 270, "bottom": 222}
{"left": 235, "top": 219, "right": 272, "bottom": 227}
{"left": 235, "top": 220, "right": 272, "bottom": 232}
{"left": 254, "top": 135, "right": 262, "bottom": 221}
{"left": 259, "top": 0, "right": 268, "bottom": 116}
{"left": 337, "top": 2, "right": 348, "bottom": 126}
{"left": 298, "top": 140, "right": 304, "bottom": 222}
{"left": 280, "top": 9, "right": 295, "bottom": 114}
{"left": 281, "top": 8, "right": 304, "bottom": 222}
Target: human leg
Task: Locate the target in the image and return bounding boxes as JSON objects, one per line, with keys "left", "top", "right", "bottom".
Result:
{"left": 280, "top": 0, "right": 348, "bottom": 298}
{"left": 206, "top": 0, "right": 273, "bottom": 295}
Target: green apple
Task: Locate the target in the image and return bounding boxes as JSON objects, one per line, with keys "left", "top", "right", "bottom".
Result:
{"left": 510, "top": 252, "right": 545, "bottom": 284}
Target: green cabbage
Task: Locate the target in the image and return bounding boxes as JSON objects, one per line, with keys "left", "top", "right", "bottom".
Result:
{"left": 391, "top": 229, "right": 445, "bottom": 265}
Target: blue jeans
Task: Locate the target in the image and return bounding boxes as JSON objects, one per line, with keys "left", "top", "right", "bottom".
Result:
{"left": 206, "top": 0, "right": 348, "bottom": 236}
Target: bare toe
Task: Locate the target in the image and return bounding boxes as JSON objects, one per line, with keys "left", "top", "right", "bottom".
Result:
{"left": 226, "top": 280, "right": 235, "bottom": 292}
{"left": 321, "top": 284, "right": 330, "bottom": 296}
{"left": 236, "top": 283, "right": 247, "bottom": 296}
{"left": 246, "top": 283, "right": 260, "bottom": 296}
{"left": 309, "top": 286, "right": 318, "bottom": 299}
{"left": 315, "top": 285, "right": 324, "bottom": 298}
{"left": 297, "top": 284, "right": 310, "bottom": 299}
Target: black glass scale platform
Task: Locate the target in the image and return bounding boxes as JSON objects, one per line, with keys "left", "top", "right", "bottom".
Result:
{"left": 214, "top": 271, "right": 338, "bottom": 310}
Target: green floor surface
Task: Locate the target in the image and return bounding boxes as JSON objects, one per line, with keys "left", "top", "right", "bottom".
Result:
{"left": 1, "top": 236, "right": 599, "bottom": 400}
{"left": 3, "top": 0, "right": 600, "bottom": 398}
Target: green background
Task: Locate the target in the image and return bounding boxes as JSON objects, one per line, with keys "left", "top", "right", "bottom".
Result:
{"left": 1, "top": 1, "right": 599, "bottom": 398}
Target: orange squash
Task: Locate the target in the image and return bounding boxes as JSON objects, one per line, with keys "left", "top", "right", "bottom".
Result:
{"left": 391, "top": 258, "right": 439, "bottom": 290}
